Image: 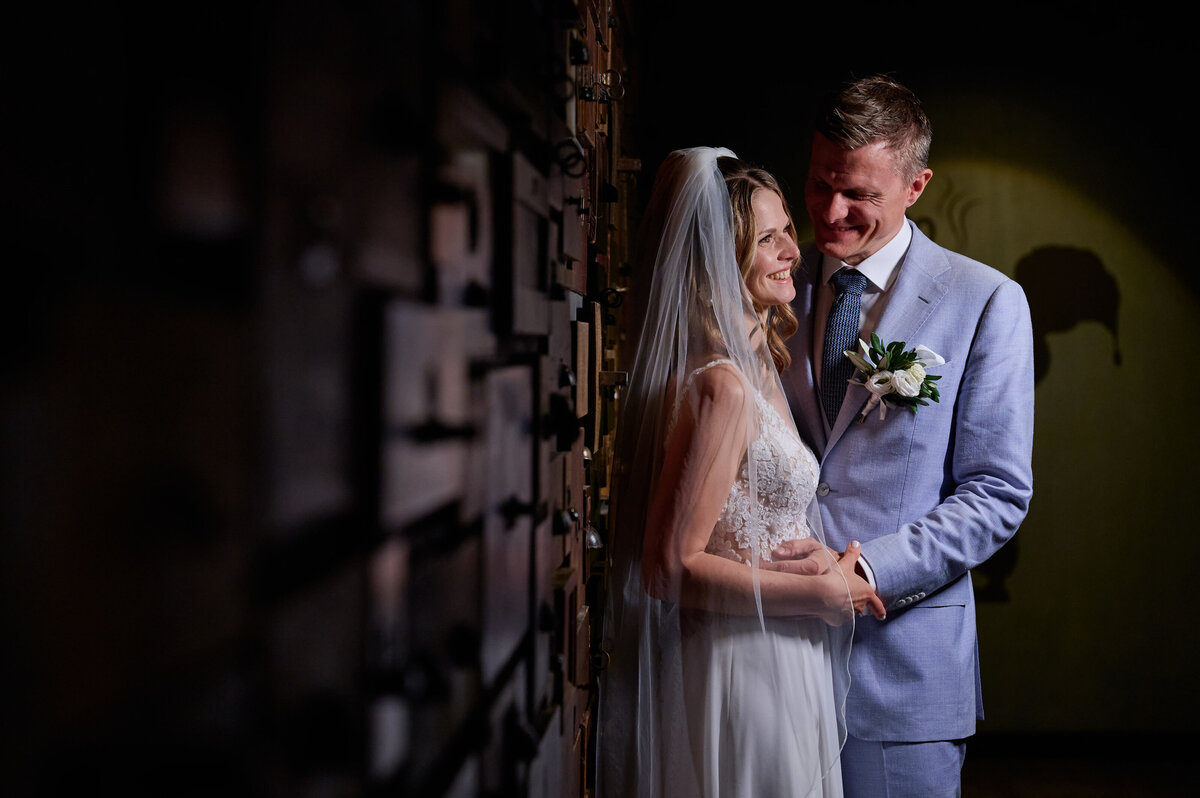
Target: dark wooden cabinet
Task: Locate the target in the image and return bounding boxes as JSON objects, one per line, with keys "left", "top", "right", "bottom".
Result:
{"left": 2, "top": 3, "right": 638, "bottom": 796}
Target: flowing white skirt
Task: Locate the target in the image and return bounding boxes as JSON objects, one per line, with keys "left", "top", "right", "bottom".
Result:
{"left": 680, "top": 611, "right": 845, "bottom": 798}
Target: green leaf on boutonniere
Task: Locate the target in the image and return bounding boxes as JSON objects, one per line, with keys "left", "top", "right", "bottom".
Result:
{"left": 846, "top": 351, "right": 875, "bottom": 372}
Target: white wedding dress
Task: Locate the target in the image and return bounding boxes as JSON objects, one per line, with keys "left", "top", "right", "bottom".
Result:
{"left": 677, "top": 360, "right": 845, "bottom": 798}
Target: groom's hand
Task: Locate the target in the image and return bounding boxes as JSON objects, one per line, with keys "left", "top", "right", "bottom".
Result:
{"left": 762, "top": 537, "right": 835, "bottom": 575}
{"left": 839, "top": 542, "right": 886, "bottom": 620}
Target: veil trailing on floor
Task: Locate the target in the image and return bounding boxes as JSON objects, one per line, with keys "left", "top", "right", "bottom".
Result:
{"left": 596, "top": 147, "right": 855, "bottom": 797}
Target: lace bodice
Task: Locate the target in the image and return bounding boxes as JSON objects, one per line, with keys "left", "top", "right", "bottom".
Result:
{"left": 682, "top": 360, "right": 821, "bottom": 564}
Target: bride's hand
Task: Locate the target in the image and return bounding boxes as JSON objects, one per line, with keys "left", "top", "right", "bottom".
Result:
{"left": 764, "top": 537, "right": 837, "bottom": 575}
{"left": 837, "top": 542, "right": 886, "bottom": 621}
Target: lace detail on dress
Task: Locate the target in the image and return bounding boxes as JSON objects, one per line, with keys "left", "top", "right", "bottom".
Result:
{"left": 672, "top": 359, "right": 821, "bottom": 564}
{"left": 706, "top": 373, "right": 821, "bottom": 564}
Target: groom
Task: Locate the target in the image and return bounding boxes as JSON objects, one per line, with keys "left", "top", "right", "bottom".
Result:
{"left": 777, "top": 75, "right": 1034, "bottom": 796}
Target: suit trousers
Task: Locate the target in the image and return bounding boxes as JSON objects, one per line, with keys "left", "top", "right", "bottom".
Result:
{"left": 840, "top": 733, "right": 966, "bottom": 798}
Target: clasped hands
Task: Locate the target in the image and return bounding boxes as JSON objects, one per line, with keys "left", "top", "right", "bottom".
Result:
{"left": 765, "top": 537, "right": 886, "bottom": 620}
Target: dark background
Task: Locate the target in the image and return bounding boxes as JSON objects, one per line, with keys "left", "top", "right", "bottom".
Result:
{"left": 630, "top": 2, "right": 1189, "bottom": 275}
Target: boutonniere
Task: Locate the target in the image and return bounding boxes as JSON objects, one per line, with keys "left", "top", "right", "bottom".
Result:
{"left": 846, "top": 334, "right": 945, "bottom": 423}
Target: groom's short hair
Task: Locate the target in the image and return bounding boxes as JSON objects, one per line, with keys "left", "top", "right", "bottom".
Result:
{"left": 815, "top": 74, "right": 932, "bottom": 182}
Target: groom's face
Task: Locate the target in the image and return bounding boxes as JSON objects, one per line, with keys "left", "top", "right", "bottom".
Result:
{"left": 805, "top": 133, "right": 931, "bottom": 266}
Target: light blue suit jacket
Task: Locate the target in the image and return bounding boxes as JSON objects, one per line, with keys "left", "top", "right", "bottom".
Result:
{"left": 782, "top": 221, "right": 1035, "bottom": 742}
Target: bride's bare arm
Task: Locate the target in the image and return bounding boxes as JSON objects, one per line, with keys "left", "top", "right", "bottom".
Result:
{"left": 641, "top": 366, "right": 873, "bottom": 624}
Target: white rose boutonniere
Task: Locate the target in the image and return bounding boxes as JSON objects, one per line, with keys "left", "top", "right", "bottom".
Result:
{"left": 846, "top": 334, "right": 945, "bottom": 423}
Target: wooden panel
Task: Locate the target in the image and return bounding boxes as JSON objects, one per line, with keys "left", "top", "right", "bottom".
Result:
{"left": 572, "top": 319, "right": 589, "bottom": 419}
{"left": 526, "top": 705, "right": 564, "bottom": 798}
{"left": 404, "top": 531, "right": 482, "bottom": 790}
{"left": 511, "top": 152, "right": 551, "bottom": 335}
{"left": 530, "top": 512, "right": 557, "bottom": 714}
{"left": 481, "top": 365, "right": 535, "bottom": 685}
{"left": 431, "top": 149, "right": 494, "bottom": 305}
{"left": 379, "top": 302, "right": 492, "bottom": 529}
{"left": 552, "top": 565, "right": 579, "bottom": 712}
{"left": 481, "top": 661, "right": 529, "bottom": 795}
{"left": 560, "top": 169, "right": 587, "bottom": 269}
{"left": 381, "top": 302, "right": 491, "bottom": 430}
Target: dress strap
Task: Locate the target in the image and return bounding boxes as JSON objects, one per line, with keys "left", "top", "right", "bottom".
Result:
{"left": 668, "top": 358, "right": 740, "bottom": 431}
{"left": 684, "top": 358, "right": 737, "bottom": 393}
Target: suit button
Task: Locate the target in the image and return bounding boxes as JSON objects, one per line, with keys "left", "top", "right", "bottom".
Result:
{"left": 816, "top": 483, "right": 830, "bottom": 496}
{"left": 917, "top": 592, "right": 926, "bottom": 599}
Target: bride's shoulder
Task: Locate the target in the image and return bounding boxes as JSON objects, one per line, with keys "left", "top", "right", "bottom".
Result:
{"left": 686, "top": 359, "right": 748, "bottom": 407}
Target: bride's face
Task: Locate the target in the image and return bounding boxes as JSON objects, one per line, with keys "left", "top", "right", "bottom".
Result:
{"left": 744, "top": 189, "right": 800, "bottom": 309}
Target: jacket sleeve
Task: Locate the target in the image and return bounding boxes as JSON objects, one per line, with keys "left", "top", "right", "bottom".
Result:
{"left": 862, "top": 277, "right": 1035, "bottom": 610}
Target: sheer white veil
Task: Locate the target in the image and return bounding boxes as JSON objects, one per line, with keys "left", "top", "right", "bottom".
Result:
{"left": 597, "top": 148, "right": 853, "bottom": 797}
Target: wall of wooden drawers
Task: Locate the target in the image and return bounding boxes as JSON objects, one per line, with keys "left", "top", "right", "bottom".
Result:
{"left": 2, "top": 2, "right": 638, "bottom": 797}
{"left": 354, "top": 3, "right": 637, "bottom": 794}
{"left": 264, "top": 1, "right": 640, "bottom": 794}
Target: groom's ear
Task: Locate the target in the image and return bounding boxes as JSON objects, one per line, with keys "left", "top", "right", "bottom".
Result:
{"left": 905, "top": 168, "right": 933, "bottom": 208}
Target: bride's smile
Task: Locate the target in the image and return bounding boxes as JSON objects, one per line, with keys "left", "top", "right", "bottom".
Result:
{"left": 745, "top": 189, "right": 800, "bottom": 309}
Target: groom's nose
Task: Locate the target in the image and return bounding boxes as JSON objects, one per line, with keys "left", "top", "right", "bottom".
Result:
{"left": 821, "top": 191, "right": 849, "bottom": 223}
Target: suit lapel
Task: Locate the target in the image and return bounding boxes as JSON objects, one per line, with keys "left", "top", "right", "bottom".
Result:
{"left": 823, "top": 223, "right": 950, "bottom": 453}
{"left": 872, "top": 224, "right": 949, "bottom": 355}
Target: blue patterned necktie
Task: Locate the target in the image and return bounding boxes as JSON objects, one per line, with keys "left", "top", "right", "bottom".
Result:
{"left": 821, "top": 268, "right": 867, "bottom": 427}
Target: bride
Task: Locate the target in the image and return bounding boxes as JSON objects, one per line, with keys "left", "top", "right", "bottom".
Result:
{"left": 597, "top": 148, "right": 884, "bottom": 797}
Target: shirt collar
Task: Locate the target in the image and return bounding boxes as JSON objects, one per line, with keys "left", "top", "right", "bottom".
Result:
{"left": 822, "top": 219, "right": 913, "bottom": 292}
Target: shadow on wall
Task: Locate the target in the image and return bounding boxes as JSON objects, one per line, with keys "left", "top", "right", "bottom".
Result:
{"left": 987, "top": 245, "right": 1122, "bottom": 602}
{"left": 915, "top": 210, "right": 1123, "bottom": 603}
{"left": 1015, "top": 245, "right": 1123, "bottom": 385}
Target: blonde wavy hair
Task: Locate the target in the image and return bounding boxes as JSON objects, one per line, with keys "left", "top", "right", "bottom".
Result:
{"left": 717, "top": 156, "right": 801, "bottom": 372}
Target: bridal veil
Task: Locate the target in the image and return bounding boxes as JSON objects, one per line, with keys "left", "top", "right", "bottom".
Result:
{"left": 596, "top": 148, "right": 855, "bottom": 797}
